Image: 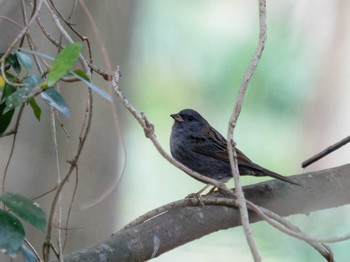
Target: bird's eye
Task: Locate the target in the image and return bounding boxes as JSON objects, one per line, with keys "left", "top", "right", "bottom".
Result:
{"left": 187, "top": 116, "right": 194, "bottom": 121}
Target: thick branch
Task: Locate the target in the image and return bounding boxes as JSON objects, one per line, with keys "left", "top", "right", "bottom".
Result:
{"left": 60, "top": 164, "right": 350, "bottom": 261}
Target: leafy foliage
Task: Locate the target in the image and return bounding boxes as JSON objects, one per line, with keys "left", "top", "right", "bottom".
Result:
{"left": 0, "top": 44, "right": 81, "bottom": 133}
{"left": 47, "top": 43, "right": 81, "bottom": 86}
{"left": 0, "top": 209, "right": 25, "bottom": 256}
{"left": 0, "top": 192, "right": 47, "bottom": 258}
{"left": 0, "top": 84, "right": 15, "bottom": 135}
{"left": 0, "top": 43, "right": 112, "bottom": 260}
{"left": 41, "top": 88, "right": 70, "bottom": 118}
{"left": 0, "top": 192, "right": 47, "bottom": 231}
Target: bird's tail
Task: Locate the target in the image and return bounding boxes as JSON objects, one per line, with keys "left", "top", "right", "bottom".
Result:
{"left": 262, "top": 167, "right": 302, "bottom": 186}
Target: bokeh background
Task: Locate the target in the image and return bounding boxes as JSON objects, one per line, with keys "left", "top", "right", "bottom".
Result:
{"left": 2, "top": 0, "right": 350, "bottom": 261}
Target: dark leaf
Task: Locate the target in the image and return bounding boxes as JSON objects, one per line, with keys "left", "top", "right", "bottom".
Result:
{"left": 28, "top": 98, "right": 41, "bottom": 121}
{"left": 0, "top": 192, "right": 47, "bottom": 231}
{"left": 3, "top": 74, "right": 41, "bottom": 114}
{"left": 0, "top": 209, "right": 25, "bottom": 256}
{"left": 41, "top": 88, "right": 70, "bottom": 118}
{"left": 16, "top": 52, "right": 32, "bottom": 71}
{"left": 4, "top": 86, "right": 34, "bottom": 114}
{"left": 0, "top": 84, "right": 16, "bottom": 135}
{"left": 8, "top": 54, "right": 21, "bottom": 74}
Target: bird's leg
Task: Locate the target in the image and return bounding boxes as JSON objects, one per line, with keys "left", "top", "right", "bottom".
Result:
{"left": 206, "top": 185, "right": 221, "bottom": 195}
{"left": 185, "top": 184, "right": 211, "bottom": 199}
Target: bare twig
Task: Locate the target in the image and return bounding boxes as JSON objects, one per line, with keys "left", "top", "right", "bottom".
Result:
{"left": 49, "top": 104, "right": 64, "bottom": 261}
{"left": 41, "top": 1, "right": 93, "bottom": 259}
{"left": 226, "top": 0, "right": 267, "bottom": 260}
{"left": 1, "top": 104, "right": 25, "bottom": 192}
{"left": 63, "top": 166, "right": 79, "bottom": 251}
{"left": 32, "top": 185, "right": 58, "bottom": 200}
{"left": 49, "top": 0, "right": 93, "bottom": 66}
{"left": 0, "top": 0, "right": 43, "bottom": 63}
{"left": 20, "top": 0, "right": 45, "bottom": 74}
{"left": 78, "top": 0, "right": 112, "bottom": 80}
{"left": 246, "top": 200, "right": 333, "bottom": 261}
{"left": 302, "top": 135, "right": 350, "bottom": 168}
{"left": 25, "top": 238, "right": 43, "bottom": 262}
{"left": 0, "top": 15, "right": 24, "bottom": 29}
{"left": 43, "top": 89, "right": 93, "bottom": 261}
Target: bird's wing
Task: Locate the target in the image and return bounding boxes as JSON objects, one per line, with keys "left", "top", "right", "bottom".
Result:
{"left": 190, "top": 127, "right": 301, "bottom": 185}
{"left": 189, "top": 127, "right": 228, "bottom": 161}
{"left": 190, "top": 127, "right": 254, "bottom": 164}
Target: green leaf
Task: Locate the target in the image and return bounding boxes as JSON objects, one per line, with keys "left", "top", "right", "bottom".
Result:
{"left": 0, "top": 192, "right": 47, "bottom": 231}
{"left": 4, "top": 86, "right": 34, "bottom": 114}
{"left": 41, "top": 88, "right": 70, "bottom": 118}
{"left": 47, "top": 43, "right": 82, "bottom": 86}
{"left": 71, "top": 71, "right": 112, "bottom": 101}
{"left": 21, "top": 244, "right": 37, "bottom": 262}
{"left": 28, "top": 98, "right": 41, "bottom": 121}
{"left": 72, "top": 69, "right": 89, "bottom": 81}
{"left": 0, "top": 209, "right": 25, "bottom": 256}
{"left": 0, "top": 84, "right": 16, "bottom": 135}
{"left": 3, "top": 74, "right": 42, "bottom": 114}
{"left": 4, "top": 72, "right": 16, "bottom": 82}
{"left": 8, "top": 54, "right": 21, "bottom": 74}
{"left": 16, "top": 52, "right": 32, "bottom": 71}
{"left": 23, "top": 74, "right": 41, "bottom": 88}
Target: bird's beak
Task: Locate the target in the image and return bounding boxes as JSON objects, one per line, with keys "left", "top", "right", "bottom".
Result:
{"left": 170, "top": 113, "right": 184, "bottom": 122}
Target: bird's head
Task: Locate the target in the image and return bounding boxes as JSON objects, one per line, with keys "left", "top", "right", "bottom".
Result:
{"left": 170, "top": 109, "right": 208, "bottom": 133}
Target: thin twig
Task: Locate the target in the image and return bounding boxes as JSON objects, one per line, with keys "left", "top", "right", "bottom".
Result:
{"left": 246, "top": 200, "right": 333, "bottom": 261}
{"left": 76, "top": 0, "right": 127, "bottom": 209}
{"left": 63, "top": 166, "right": 79, "bottom": 251}
{"left": 78, "top": 0, "right": 110, "bottom": 79}
{"left": 20, "top": 0, "right": 46, "bottom": 74}
{"left": 302, "top": 135, "right": 350, "bottom": 168}
{"left": 49, "top": 0, "right": 92, "bottom": 65}
{"left": 50, "top": 105, "right": 64, "bottom": 261}
{"left": 25, "top": 238, "right": 43, "bottom": 262}
{"left": 226, "top": 1, "right": 267, "bottom": 261}
{"left": 32, "top": 185, "right": 58, "bottom": 200}
{"left": 0, "top": 0, "right": 43, "bottom": 63}
{"left": 0, "top": 15, "right": 24, "bottom": 29}
{"left": 1, "top": 104, "right": 25, "bottom": 192}
{"left": 43, "top": 88, "right": 93, "bottom": 261}
{"left": 42, "top": 1, "right": 93, "bottom": 259}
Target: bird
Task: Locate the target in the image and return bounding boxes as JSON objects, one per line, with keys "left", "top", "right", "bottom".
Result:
{"left": 170, "top": 109, "right": 300, "bottom": 186}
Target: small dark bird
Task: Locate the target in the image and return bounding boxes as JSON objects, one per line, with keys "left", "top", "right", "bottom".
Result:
{"left": 170, "top": 109, "right": 300, "bottom": 186}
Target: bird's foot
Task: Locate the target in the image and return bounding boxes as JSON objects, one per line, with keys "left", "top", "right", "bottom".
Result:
{"left": 185, "top": 192, "right": 205, "bottom": 207}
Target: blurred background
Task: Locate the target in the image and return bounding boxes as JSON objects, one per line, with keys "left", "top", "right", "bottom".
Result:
{"left": 2, "top": 0, "right": 350, "bottom": 261}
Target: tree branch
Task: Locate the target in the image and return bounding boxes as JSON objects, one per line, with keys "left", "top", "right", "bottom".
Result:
{"left": 59, "top": 164, "right": 350, "bottom": 262}
{"left": 227, "top": 0, "right": 267, "bottom": 260}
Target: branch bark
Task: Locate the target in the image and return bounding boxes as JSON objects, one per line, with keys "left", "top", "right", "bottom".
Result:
{"left": 59, "top": 164, "right": 350, "bottom": 261}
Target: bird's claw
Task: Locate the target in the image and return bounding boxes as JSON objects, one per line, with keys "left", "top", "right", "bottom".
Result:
{"left": 185, "top": 193, "right": 205, "bottom": 207}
